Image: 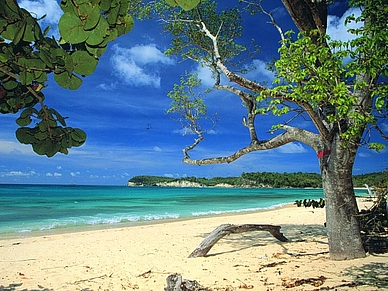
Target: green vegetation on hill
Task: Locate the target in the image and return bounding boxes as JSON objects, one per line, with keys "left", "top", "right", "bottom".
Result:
{"left": 128, "top": 171, "right": 387, "bottom": 188}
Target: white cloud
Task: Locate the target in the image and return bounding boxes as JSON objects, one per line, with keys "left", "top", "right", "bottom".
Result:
{"left": 111, "top": 44, "right": 174, "bottom": 88}
{"left": 277, "top": 142, "right": 307, "bottom": 154}
{"left": 97, "top": 82, "right": 118, "bottom": 91}
{"left": 19, "top": 0, "right": 62, "bottom": 37}
{"left": 327, "top": 7, "right": 362, "bottom": 42}
{"left": 196, "top": 65, "right": 216, "bottom": 87}
{"left": 19, "top": 0, "right": 62, "bottom": 23}
{"left": 1, "top": 170, "right": 36, "bottom": 177}
{"left": 70, "top": 171, "right": 80, "bottom": 177}
{"left": 172, "top": 128, "right": 194, "bottom": 135}
{"left": 46, "top": 172, "right": 62, "bottom": 177}
{"left": 245, "top": 59, "right": 275, "bottom": 84}
{"left": 0, "top": 139, "right": 34, "bottom": 155}
{"left": 153, "top": 146, "right": 162, "bottom": 152}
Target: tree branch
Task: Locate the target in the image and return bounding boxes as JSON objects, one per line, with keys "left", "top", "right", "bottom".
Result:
{"left": 183, "top": 125, "right": 321, "bottom": 165}
{"left": 214, "top": 84, "right": 258, "bottom": 142}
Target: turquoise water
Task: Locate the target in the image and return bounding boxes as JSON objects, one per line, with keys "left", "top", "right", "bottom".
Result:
{"left": 0, "top": 184, "right": 367, "bottom": 238}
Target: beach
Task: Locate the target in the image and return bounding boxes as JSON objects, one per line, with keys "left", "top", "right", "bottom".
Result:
{"left": 1, "top": 200, "right": 387, "bottom": 291}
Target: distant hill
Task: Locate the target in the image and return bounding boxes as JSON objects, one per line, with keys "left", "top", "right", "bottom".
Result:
{"left": 128, "top": 171, "right": 387, "bottom": 188}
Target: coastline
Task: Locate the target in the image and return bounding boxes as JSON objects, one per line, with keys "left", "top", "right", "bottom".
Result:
{"left": 0, "top": 202, "right": 293, "bottom": 241}
{"left": 1, "top": 198, "right": 386, "bottom": 291}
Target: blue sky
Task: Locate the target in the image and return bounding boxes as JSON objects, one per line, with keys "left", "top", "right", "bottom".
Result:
{"left": 0, "top": 0, "right": 387, "bottom": 185}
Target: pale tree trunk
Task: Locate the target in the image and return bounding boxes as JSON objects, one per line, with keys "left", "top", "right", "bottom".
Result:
{"left": 321, "top": 136, "right": 366, "bottom": 260}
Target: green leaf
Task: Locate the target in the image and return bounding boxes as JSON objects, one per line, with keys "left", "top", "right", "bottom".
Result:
{"left": 85, "top": 17, "right": 109, "bottom": 46}
{"left": 175, "top": 0, "right": 201, "bottom": 11}
{"left": 71, "top": 128, "right": 87, "bottom": 143}
{"left": 52, "top": 71, "right": 81, "bottom": 90}
{"left": 100, "top": 0, "right": 111, "bottom": 11}
{"left": 80, "top": 3, "right": 101, "bottom": 30}
{"left": 2, "top": 22, "right": 24, "bottom": 44}
{"left": 106, "top": 5, "right": 120, "bottom": 25}
{"left": 72, "top": 51, "right": 98, "bottom": 75}
{"left": 34, "top": 131, "right": 48, "bottom": 140}
{"left": 166, "top": 0, "right": 177, "bottom": 7}
{"left": 68, "top": 74, "right": 83, "bottom": 90}
{"left": 2, "top": 80, "right": 18, "bottom": 90}
{"left": 54, "top": 71, "right": 71, "bottom": 88}
{"left": 15, "top": 116, "right": 32, "bottom": 126}
{"left": 58, "top": 13, "right": 87, "bottom": 44}
{"left": 15, "top": 128, "right": 36, "bottom": 144}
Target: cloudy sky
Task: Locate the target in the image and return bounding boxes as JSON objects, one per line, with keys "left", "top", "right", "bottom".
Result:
{"left": 0, "top": 0, "right": 386, "bottom": 185}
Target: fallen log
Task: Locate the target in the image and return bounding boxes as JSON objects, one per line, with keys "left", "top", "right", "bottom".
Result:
{"left": 188, "top": 224, "right": 288, "bottom": 258}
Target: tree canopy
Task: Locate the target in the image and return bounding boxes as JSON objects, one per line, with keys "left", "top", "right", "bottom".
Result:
{"left": 0, "top": 0, "right": 134, "bottom": 156}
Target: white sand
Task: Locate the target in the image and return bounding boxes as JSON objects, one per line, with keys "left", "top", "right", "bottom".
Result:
{"left": 0, "top": 200, "right": 387, "bottom": 290}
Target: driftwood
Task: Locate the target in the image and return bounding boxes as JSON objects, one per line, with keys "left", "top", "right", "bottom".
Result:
{"left": 188, "top": 224, "right": 288, "bottom": 258}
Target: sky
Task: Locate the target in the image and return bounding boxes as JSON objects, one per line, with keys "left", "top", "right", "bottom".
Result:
{"left": 0, "top": 0, "right": 387, "bottom": 185}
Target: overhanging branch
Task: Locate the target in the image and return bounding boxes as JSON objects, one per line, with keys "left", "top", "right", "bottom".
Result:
{"left": 183, "top": 125, "right": 321, "bottom": 165}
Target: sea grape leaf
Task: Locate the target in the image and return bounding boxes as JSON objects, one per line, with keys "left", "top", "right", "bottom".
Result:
{"left": 58, "top": 13, "right": 87, "bottom": 44}
{"left": 16, "top": 128, "right": 36, "bottom": 144}
{"left": 85, "top": 18, "right": 109, "bottom": 46}
{"left": 106, "top": 5, "right": 120, "bottom": 25}
{"left": 166, "top": 0, "right": 177, "bottom": 7}
{"left": 79, "top": 3, "right": 101, "bottom": 30}
{"left": 71, "top": 128, "right": 86, "bottom": 143}
{"left": 34, "top": 131, "right": 48, "bottom": 140}
{"left": 54, "top": 71, "right": 71, "bottom": 88}
{"left": 72, "top": 51, "right": 98, "bottom": 75}
{"left": 121, "top": 14, "right": 134, "bottom": 35}
{"left": 100, "top": 0, "right": 111, "bottom": 11}
{"left": 3, "top": 80, "right": 18, "bottom": 90}
{"left": 175, "top": 0, "right": 201, "bottom": 11}
{"left": 68, "top": 74, "right": 82, "bottom": 90}
{"left": 15, "top": 116, "right": 32, "bottom": 126}
{"left": 54, "top": 63, "right": 82, "bottom": 90}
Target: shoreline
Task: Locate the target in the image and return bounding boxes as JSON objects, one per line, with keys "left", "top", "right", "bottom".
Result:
{"left": 0, "top": 202, "right": 294, "bottom": 241}
{"left": 1, "top": 198, "right": 386, "bottom": 291}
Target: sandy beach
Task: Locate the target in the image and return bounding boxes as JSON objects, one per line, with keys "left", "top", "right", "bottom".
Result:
{"left": 1, "top": 200, "right": 387, "bottom": 291}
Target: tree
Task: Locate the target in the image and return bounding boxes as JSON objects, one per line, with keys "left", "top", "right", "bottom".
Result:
{"left": 160, "top": 0, "right": 388, "bottom": 260}
{"left": 0, "top": 0, "right": 135, "bottom": 156}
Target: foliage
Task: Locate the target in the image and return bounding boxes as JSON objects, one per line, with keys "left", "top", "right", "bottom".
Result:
{"left": 167, "top": 72, "right": 213, "bottom": 134}
{"left": 129, "top": 171, "right": 388, "bottom": 189}
{"left": 160, "top": 0, "right": 247, "bottom": 68}
{"left": 241, "top": 171, "right": 322, "bottom": 188}
{"left": 359, "top": 186, "right": 388, "bottom": 236}
{"left": 0, "top": 0, "right": 134, "bottom": 156}
{"left": 353, "top": 171, "right": 388, "bottom": 188}
{"left": 294, "top": 198, "right": 325, "bottom": 208}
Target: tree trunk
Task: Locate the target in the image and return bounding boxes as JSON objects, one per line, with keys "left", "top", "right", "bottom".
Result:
{"left": 321, "top": 138, "right": 366, "bottom": 260}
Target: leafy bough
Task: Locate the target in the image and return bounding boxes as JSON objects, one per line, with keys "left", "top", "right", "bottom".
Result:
{"left": 0, "top": 0, "right": 134, "bottom": 156}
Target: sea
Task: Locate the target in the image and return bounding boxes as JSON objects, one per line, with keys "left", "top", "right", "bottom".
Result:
{"left": 0, "top": 184, "right": 368, "bottom": 239}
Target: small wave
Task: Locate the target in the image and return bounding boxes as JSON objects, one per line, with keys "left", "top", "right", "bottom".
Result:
{"left": 192, "top": 203, "right": 288, "bottom": 217}
{"left": 9, "top": 212, "right": 181, "bottom": 234}
{"left": 143, "top": 213, "right": 180, "bottom": 221}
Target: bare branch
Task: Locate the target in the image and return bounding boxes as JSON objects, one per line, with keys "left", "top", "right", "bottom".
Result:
{"left": 214, "top": 84, "right": 258, "bottom": 142}
{"left": 183, "top": 125, "right": 321, "bottom": 165}
{"left": 374, "top": 124, "right": 388, "bottom": 142}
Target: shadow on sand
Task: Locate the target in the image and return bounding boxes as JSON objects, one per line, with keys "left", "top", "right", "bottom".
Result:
{"left": 0, "top": 284, "right": 94, "bottom": 291}
{"left": 0, "top": 283, "right": 52, "bottom": 291}
{"left": 191, "top": 223, "right": 328, "bottom": 257}
{"left": 344, "top": 261, "right": 388, "bottom": 289}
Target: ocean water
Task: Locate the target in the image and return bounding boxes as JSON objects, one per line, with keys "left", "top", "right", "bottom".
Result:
{"left": 0, "top": 184, "right": 367, "bottom": 239}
